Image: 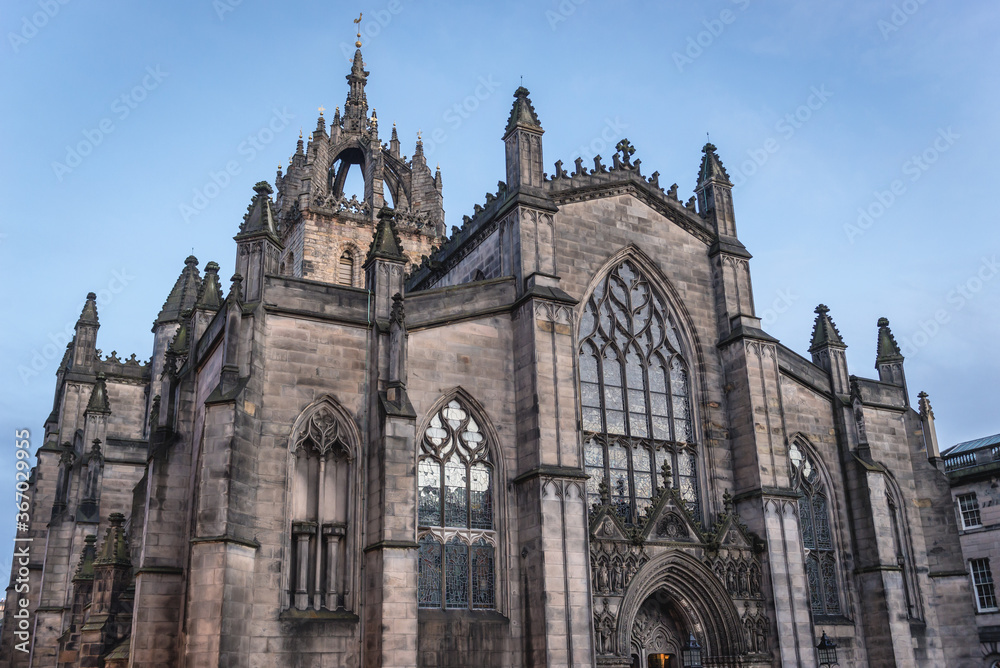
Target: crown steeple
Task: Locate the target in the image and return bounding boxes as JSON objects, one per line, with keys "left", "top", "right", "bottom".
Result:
{"left": 343, "top": 47, "right": 369, "bottom": 134}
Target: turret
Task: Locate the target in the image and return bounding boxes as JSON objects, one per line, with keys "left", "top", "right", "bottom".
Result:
{"left": 72, "top": 292, "right": 100, "bottom": 371}
{"left": 234, "top": 181, "right": 283, "bottom": 303}
{"left": 147, "top": 256, "right": 202, "bottom": 434}
{"left": 695, "top": 142, "right": 737, "bottom": 237}
{"left": 390, "top": 122, "right": 400, "bottom": 158}
{"left": 503, "top": 87, "right": 544, "bottom": 190}
{"left": 809, "top": 304, "right": 850, "bottom": 394}
{"left": 875, "top": 317, "right": 908, "bottom": 404}
{"left": 364, "top": 207, "right": 406, "bottom": 321}
{"left": 191, "top": 260, "right": 224, "bottom": 347}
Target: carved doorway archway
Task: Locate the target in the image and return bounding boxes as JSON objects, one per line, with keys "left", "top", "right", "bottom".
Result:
{"left": 630, "top": 589, "right": 684, "bottom": 668}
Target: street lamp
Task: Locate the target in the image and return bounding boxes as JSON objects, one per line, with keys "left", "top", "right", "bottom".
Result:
{"left": 817, "top": 631, "right": 839, "bottom": 666}
{"left": 681, "top": 633, "right": 703, "bottom": 667}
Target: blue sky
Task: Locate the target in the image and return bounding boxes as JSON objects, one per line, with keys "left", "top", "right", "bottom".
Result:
{"left": 1, "top": 1, "right": 998, "bottom": 557}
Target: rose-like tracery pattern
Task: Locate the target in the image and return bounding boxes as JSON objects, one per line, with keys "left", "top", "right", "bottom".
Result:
{"left": 418, "top": 399, "right": 496, "bottom": 610}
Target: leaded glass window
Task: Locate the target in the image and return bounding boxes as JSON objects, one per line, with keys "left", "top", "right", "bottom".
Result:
{"left": 417, "top": 399, "right": 497, "bottom": 610}
{"left": 579, "top": 260, "right": 699, "bottom": 523}
{"left": 789, "top": 442, "right": 840, "bottom": 615}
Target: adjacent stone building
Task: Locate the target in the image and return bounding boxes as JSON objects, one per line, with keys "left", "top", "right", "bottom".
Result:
{"left": 942, "top": 433, "right": 1000, "bottom": 667}
{"left": 1, "top": 45, "right": 984, "bottom": 667}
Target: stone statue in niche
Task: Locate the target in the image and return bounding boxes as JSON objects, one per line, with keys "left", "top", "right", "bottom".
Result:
{"left": 625, "top": 558, "right": 637, "bottom": 586}
{"left": 610, "top": 562, "right": 623, "bottom": 592}
{"left": 750, "top": 564, "right": 761, "bottom": 596}
{"left": 755, "top": 620, "right": 768, "bottom": 653}
{"left": 597, "top": 562, "right": 610, "bottom": 593}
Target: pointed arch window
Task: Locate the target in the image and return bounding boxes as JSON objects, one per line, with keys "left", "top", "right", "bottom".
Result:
{"left": 789, "top": 442, "right": 840, "bottom": 616}
{"left": 338, "top": 250, "right": 354, "bottom": 286}
{"left": 579, "top": 259, "right": 698, "bottom": 524}
{"left": 417, "top": 399, "right": 496, "bottom": 610}
{"left": 287, "top": 401, "right": 357, "bottom": 612}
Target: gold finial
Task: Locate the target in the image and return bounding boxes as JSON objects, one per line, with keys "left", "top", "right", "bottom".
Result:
{"left": 436, "top": 163, "right": 440, "bottom": 171}
{"left": 354, "top": 12, "right": 363, "bottom": 48}
{"left": 318, "top": 105, "right": 325, "bottom": 115}
{"left": 417, "top": 130, "right": 422, "bottom": 141}
{"left": 278, "top": 163, "right": 282, "bottom": 169}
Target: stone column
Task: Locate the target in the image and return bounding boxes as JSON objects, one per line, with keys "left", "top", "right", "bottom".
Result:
{"left": 292, "top": 521, "right": 316, "bottom": 610}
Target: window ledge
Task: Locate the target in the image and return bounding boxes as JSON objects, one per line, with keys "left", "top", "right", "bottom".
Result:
{"left": 813, "top": 614, "right": 854, "bottom": 626}
{"left": 279, "top": 608, "right": 359, "bottom": 623}
{"left": 417, "top": 608, "right": 509, "bottom": 623}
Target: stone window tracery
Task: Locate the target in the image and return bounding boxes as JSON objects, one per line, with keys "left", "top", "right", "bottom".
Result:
{"left": 580, "top": 260, "right": 699, "bottom": 523}
{"left": 417, "top": 399, "right": 496, "bottom": 610}
{"left": 287, "top": 401, "right": 356, "bottom": 612}
{"left": 789, "top": 442, "right": 840, "bottom": 616}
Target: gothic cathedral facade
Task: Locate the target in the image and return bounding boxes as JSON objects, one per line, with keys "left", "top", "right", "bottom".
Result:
{"left": 1, "top": 47, "right": 982, "bottom": 667}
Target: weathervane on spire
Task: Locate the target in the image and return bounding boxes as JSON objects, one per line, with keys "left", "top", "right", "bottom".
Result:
{"left": 354, "top": 12, "right": 363, "bottom": 48}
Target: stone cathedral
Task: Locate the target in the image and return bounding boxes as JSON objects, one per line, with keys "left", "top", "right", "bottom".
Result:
{"left": 1, "top": 45, "right": 984, "bottom": 668}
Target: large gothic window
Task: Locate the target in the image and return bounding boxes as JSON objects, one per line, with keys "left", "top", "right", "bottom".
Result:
{"left": 287, "top": 400, "right": 357, "bottom": 612}
{"left": 580, "top": 260, "right": 698, "bottom": 524}
{"left": 418, "top": 399, "right": 496, "bottom": 610}
{"left": 789, "top": 442, "right": 840, "bottom": 616}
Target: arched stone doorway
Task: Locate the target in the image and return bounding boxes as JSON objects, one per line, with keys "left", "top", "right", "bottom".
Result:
{"left": 615, "top": 551, "right": 746, "bottom": 667}
{"left": 630, "top": 590, "right": 685, "bottom": 668}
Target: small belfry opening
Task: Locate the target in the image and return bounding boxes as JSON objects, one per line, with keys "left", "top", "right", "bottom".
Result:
{"left": 337, "top": 251, "right": 354, "bottom": 286}
{"left": 329, "top": 147, "right": 366, "bottom": 202}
